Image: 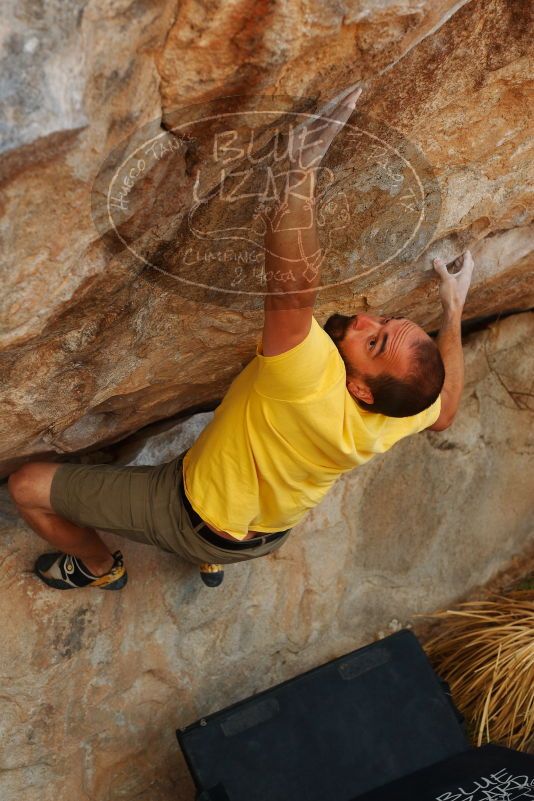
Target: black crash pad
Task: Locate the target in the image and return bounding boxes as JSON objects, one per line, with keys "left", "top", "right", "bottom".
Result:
{"left": 177, "top": 629, "right": 469, "bottom": 801}
{"left": 354, "top": 743, "right": 534, "bottom": 801}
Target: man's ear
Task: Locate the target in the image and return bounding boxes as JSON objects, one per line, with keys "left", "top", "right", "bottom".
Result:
{"left": 347, "top": 377, "right": 374, "bottom": 405}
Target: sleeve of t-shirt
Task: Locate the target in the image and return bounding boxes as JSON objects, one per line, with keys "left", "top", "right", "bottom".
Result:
{"left": 368, "top": 394, "right": 442, "bottom": 453}
{"left": 254, "top": 315, "right": 345, "bottom": 401}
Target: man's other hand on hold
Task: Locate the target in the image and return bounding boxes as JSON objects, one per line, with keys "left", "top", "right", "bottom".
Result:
{"left": 433, "top": 251, "right": 475, "bottom": 316}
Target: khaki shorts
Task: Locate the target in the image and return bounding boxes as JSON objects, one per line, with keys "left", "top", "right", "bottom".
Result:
{"left": 49, "top": 449, "right": 292, "bottom": 566}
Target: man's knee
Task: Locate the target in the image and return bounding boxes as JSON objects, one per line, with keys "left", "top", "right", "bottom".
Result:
{"left": 8, "top": 462, "right": 58, "bottom": 509}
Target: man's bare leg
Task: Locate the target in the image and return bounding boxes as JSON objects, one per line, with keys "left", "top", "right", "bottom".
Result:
{"left": 7, "top": 462, "right": 114, "bottom": 576}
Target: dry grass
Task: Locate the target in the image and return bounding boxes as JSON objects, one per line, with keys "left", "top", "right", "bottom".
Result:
{"left": 419, "top": 591, "right": 534, "bottom": 752}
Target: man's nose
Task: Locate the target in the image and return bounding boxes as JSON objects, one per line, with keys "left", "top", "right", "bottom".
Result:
{"left": 354, "top": 314, "right": 381, "bottom": 332}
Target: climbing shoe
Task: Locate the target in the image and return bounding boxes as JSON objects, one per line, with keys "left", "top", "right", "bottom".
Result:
{"left": 34, "top": 549, "right": 128, "bottom": 591}
{"left": 199, "top": 563, "right": 224, "bottom": 587}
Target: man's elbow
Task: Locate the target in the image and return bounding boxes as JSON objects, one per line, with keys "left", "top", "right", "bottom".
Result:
{"left": 427, "top": 412, "right": 455, "bottom": 432}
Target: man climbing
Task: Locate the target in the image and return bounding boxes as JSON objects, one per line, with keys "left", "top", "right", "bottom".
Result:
{"left": 8, "top": 85, "right": 474, "bottom": 590}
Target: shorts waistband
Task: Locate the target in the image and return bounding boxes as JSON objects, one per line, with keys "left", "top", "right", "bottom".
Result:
{"left": 178, "top": 476, "right": 289, "bottom": 551}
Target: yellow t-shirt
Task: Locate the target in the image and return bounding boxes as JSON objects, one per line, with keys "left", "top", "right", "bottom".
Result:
{"left": 182, "top": 316, "right": 441, "bottom": 539}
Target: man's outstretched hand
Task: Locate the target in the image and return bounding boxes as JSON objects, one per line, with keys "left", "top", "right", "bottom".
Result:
{"left": 286, "top": 85, "right": 363, "bottom": 171}
{"left": 433, "top": 251, "right": 475, "bottom": 315}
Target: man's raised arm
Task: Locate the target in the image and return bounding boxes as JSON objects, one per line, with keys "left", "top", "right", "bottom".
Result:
{"left": 261, "top": 86, "right": 362, "bottom": 357}
{"left": 427, "top": 251, "right": 475, "bottom": 431}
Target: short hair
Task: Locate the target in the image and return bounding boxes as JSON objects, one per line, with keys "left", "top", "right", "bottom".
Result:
{"left": 325, "top": 320, "right": 445, "bottom": 417}
{"left": 358, "top": 337, "right": 445, "bottom": 416}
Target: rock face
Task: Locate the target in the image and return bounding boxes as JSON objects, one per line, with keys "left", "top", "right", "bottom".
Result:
{"left": 0, "top": 0, "right": 533, "bottom": 473}
{"left": 1, "top": 3, "right": 533, "bottom": 795}
{"left": 0, "top": 312, "right": 532, "bottom": 801}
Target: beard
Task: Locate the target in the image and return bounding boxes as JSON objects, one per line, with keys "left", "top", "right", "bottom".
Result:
{"left": 323, "top": 313, "right": 356, "bottom": 343}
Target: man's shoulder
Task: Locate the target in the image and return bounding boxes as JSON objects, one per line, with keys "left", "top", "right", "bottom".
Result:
{"left": 254, "top": 316, "right": 345, "bottom": 402}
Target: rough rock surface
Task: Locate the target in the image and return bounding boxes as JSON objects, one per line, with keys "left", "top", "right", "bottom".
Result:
{"left": 1, "top": 2, "right": 533, "bottom": 798}
{"left": 0, "top": 313, "right": 532, "bottom": 801}
{"left": 1, "top": 0, "right": 533, "bottom": 473}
